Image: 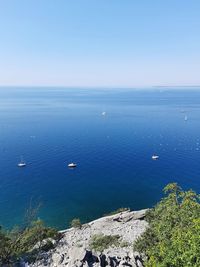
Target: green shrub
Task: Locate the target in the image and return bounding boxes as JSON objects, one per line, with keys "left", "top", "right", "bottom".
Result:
{"left": 70, "top": 218, "right": 82, "bottom": 229}
{"left": 90, "top": 234, "right": 120, "bottom": 252}
{"left": 134, "top": 183, "right": 200, "bottom": 267}
{"left": 120, "top": 240, "right": 130, "bottom": 248}
{"left": 0, "top": 220, "right": 60, "bottom": 265}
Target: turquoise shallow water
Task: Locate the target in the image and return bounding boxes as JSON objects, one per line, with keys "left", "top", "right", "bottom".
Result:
{"left": 0, "top": 87, "right": 200, "bottom": 229}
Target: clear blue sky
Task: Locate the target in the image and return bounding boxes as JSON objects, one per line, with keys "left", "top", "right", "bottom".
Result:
{"left": 0, "top": 0, "right": 200, "bottom": 87}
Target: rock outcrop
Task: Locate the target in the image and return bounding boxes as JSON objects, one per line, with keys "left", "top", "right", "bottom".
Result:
{"left": 31, "top": 209, "right": 148, "bottom": 267}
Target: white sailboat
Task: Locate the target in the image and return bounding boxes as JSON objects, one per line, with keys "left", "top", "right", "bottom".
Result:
{"left": 68, "top": 162, "right": 77, "bottom": 168}
{"left": 152, "top": 155, "right": 159, "bottom": 160}
{"left": 18, "top": 156, "right": 26, "bottom": 167}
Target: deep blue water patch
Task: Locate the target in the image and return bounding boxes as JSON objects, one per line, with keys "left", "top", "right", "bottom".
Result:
{"left": 0, "top": 87, "right": 200, "bottom": 229}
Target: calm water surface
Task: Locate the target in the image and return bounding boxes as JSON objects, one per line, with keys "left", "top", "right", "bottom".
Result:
{"left": 0, "top": 87, "right": 200, "bottom": 229}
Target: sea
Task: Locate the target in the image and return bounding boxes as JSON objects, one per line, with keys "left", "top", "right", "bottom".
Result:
{"left": 0, "top": 87, "right": 200, "bottom": 229}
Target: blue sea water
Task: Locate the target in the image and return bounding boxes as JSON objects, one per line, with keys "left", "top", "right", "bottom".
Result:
{"left": 0, "top": 87, "right": 200, "bottom": 229}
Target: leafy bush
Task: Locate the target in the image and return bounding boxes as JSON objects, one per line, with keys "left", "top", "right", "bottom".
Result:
{"left": 90, "top": 234, "right": 120, "bottom": 252}
{"left": 120, "top": 240, "right": 130, "bottom": 248}
{"left": 70, "top": 218, "right": 82, "bottom": 229}
{"left": 17, "top": 219, "right": 60, "bottom": 252}
{"left": 0, "top": 219, "right": 60, "bottom": 265}
{"left": 134, "top": 183, "right": 200, "bottom": 267}
{"left": 0, "top": 226, "right": 12, "bottom": 265}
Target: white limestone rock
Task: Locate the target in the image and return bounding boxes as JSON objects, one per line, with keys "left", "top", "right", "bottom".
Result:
{"left": 30, "top": 209, "right": 148, "bottom": 267}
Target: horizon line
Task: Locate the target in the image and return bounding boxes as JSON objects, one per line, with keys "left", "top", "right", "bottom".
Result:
{"left": 0, "top": 85, "right": 200, "bottom": 89}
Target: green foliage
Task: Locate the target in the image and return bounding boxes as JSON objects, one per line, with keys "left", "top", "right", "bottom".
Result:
{"left": 120, "top": 240, "right": 130, "bottom": 248}
{"left": 71, "top": 218, "right": 82, "bottom": 229}
{"left": 90, "top": 234, "right": 120, "bottom": 252}
{"left": 104, "top": 207, "right": 130, "bottom": 216}
{"left": 0, "top": 220, "right": 60, "bottom": 265}
{"left": 16, "top": 219, "right": 60, "bottom": 253}
{"left": 134, "top": 183, "right": 200, "bottom": 267}
{"left": 0, "top": 226, "right": 13, "bottom": 264}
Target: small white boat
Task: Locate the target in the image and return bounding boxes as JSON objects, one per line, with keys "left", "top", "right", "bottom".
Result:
{"left": 102, "top": 111, "right": 106, "bottom": 116}
{"left": 18, "top": 156, "right": 26, "bottom": 167}
{"left": 184, "top": 115, "right": 188, "bottom": 121}
{"left": 68, "top": 163, "right": 77, "bottom": 168}
{"left": 18, "top": 157, "right": 26, "bottom": 167}
{"left": 152, "top": 155, "right": 159, "bottom": 160}
{"left": 18, "top": 162, "right": 26, "bottom": 167}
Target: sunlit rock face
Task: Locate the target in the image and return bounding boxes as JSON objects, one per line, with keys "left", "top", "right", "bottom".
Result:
{"left": 30, "top": 209, "right": 148, "bottom": 267}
